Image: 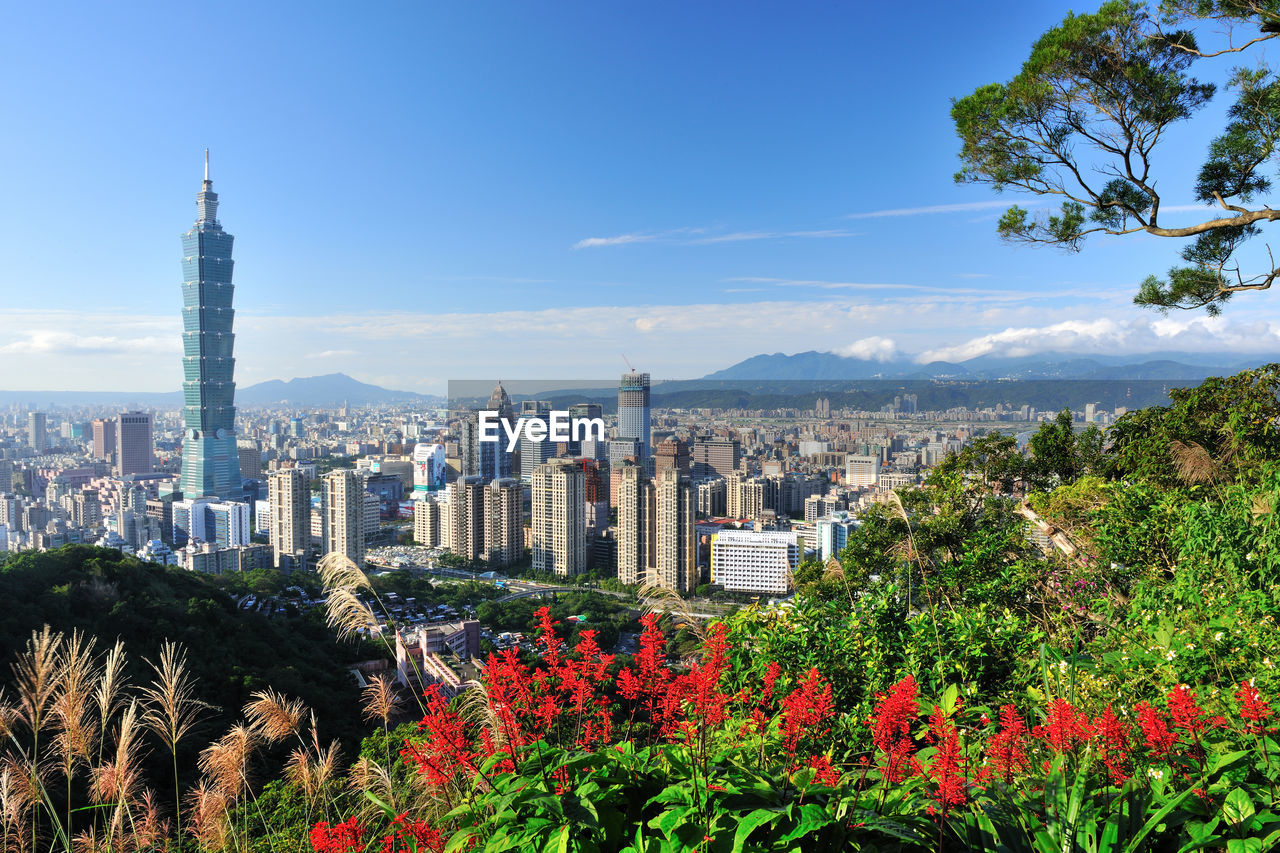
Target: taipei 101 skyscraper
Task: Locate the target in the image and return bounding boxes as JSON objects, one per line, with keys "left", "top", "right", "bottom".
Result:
{"left": 179, "top": 151, "right": 242, "bottom": 500}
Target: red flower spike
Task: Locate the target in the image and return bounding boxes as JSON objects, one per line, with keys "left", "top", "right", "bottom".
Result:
{"left": 1034, "top": 698, "right": 1091, "bottom": 753}
{"left": 379, "top": 813, "right": 447, "bottom": 853}
{"left": 780, "top": 668, "right": 836, "bottom": 758}
{"left": 807, "top": 754, "right": 841, "bottom": 786}
{"left": 1135, "top": 701, "right": 1179, "bottom": 759}
{"left": 402, "top": 685, "right": 476, "bottom": 785}
{"left": 310, "top": 817, "right": 364, "bottom": 853}
{"left": 1167, "top": 685, "right": 1221, "bottom": 736}
{"left": 1237, "top": 681, "right": 1274, "bottom": 734}
{"left": 1092, "top": 705, "right": 1133, "bottom": 785}
{"left": 871, "top": 675, "right": 919, "bottom": 784}
{"left": 926, "top": 705, "right": 967, "bottom": 808}
{"left": 987, "top": 704, "right": 1029, "bottom": 784}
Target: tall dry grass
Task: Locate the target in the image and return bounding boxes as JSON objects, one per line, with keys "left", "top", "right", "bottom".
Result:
{"left": 0, "top": 628, "right": 339, "bottom": 853}
{"left": 0, "top": 558, "right": 437, "bottom": 852}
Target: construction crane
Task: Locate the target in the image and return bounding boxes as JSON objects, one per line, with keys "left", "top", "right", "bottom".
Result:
{"left": 621, "top": 354, "right": 635, "bottom": 373}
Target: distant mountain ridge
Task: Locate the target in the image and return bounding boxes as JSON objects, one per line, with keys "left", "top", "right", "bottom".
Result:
{"left": 236, "top": 373, "right": 433, "bottom": 405}
{"left": 701, "top": 350, "right": 1278, "bottom": 381}
{"left": 0, "top": 373, "right": 438, "bottom": 408}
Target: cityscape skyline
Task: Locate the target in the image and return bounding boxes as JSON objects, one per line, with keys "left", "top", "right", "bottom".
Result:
{"left": 5, "top": 1, "right": 1280, "bottom": 394}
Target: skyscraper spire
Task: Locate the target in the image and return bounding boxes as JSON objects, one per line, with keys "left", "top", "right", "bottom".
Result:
{"left": 180, "top": 154, "right": 241, "bottom": 499}
{"left": 196, "top": 149, "right": 219, "bottom": 225}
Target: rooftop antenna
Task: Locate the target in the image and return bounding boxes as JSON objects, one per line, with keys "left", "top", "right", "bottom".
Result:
{"left": 204, "top": 148, "right": 210, "bottom": 182}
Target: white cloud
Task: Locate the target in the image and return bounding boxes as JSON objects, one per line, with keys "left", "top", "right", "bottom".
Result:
{"left": 846, "top": 200, "right": 1031, "bottom": 219}
{"left": 572, "top": 233, "right": 656, "bottom": 249}
{"left": 916, "top": 316, "right": 1280, "bottom": 363}
{"left": 917, "top": 319, "right": 1127, "bottom": 362}
{"left": 573, "top": 226, "right": 858, "bottom": 249}
{"left": 837, "top": 336, "right": 900, "bottom": 362}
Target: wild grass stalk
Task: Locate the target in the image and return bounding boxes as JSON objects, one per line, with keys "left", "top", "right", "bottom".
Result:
{"left": 140, "top": 641, "right": 211, "bottom": 851}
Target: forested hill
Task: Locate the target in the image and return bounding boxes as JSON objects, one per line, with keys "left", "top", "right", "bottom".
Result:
{"left": 0, "top": 546, "right": 367, "bottom": 749}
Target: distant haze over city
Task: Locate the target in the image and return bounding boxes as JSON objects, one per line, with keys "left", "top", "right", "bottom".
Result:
{"left": 2, "top": 349, "right": 1274, "bottom": 407}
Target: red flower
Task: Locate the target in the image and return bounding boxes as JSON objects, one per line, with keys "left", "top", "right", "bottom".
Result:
{"left": 925, "top": 705, "right": 967, "bottom": 809}
{"left": 807, "top": 754, "right": 841, "bottom": 786}
{"left": 379, "top": 813, "right": 446, "bottom": 853}
{"left": 534, "top": 606, "right": 564, "bottom": 667}
{"left": 1167, "top": 685, "right": 1224, "bottom": 737}
{"left": 870, "top": 675, "right": 919, "bottom": 784}
{"left": 780, "top": 668, "right": 836, "bottom": 758}
{"left": 1034, "top": 698, "right": 1090, "bottom": 753}
{"left": 1236, "top": 681, "right": 1273, "bottom": 734}
{"left": 1092, "top": 705, "right": 1132, "bottom": 785}
{"left": 987, "top": 704, "right": 1029, "bottom": 784}
{"left": 311, "top": 817, "right": 364, "bottom": 853}
{"left": 1135, "top": 702, "right": 1179, "bottom": 759}
{"left": 402, "top": 685, "right": 476, "bottom": 785}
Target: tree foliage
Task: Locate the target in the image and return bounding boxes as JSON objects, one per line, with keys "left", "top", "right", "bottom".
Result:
{"left": 954, "top": 0, "right": 1280, "bottom": 312}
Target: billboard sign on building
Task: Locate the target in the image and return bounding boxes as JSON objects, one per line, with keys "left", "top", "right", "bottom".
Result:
{"left": 413, "top": 443, "right": 446, "bottom": 493}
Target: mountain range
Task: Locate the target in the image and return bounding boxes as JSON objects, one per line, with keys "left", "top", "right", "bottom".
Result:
{"left": 700, "top": 350, "right": 1278, "bottom": 382}
{"left": 0, "top": 373, "right": 437, "bottom": 409}
{"left": 2, "top": 351, "right": 1275, "bottom": 410}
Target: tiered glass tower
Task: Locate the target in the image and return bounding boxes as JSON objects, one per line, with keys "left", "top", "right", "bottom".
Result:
{"left": 180, "top": 151, "right": 242, "bottom": 500}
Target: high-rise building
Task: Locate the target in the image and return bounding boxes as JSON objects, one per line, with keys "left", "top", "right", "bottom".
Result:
{"left": 816, "top": 511, "right": 859, "bottom": 562}
{"left": 487, "top": 380, "right": 515, "bottom": 422}
{"left": 207, "top": 501, "right": 251, "bottom": 548}
{"left": 91, "top": 419, "right": 117, "bottom": 461}
{"left": 412, "top": 443, "right": 447, "bottom": 493}
{"left": 72, "top": 490, "right": 102, "bottom": 529}
{"left": 442, "top": 476, "right": 485, "bottom": 562}
{"left": 268, "top": 468, "right": 309, "bottom": 569}
{"left": 710, "top": 530, "right": 798, "bottom": 595}
{"left": 531, "top": 459, "right": 585, "bottom": 577}
{"left": 238, "top": 441, "right": 263, "bottom": 480}
{"left": 608, "top": 437, "right": 642, "bottom": 470}
{"left": 726, "top": 473, "right": 767, "bottom": 520}
{"left": 171, "top": 496, "right": 248, "bottom": 547}
{"left": 413, "top": 495, "right": 442, "bottom": 548}
{"left": 616, "top": 465, "right": 696, "bottom": 591}
{"left": 566, "top": 403, "right": 603, "bottom": 456}
{"left": 618, "top": 372, "right": 651, "bottom": 461}
{"left": 652, "top": 469, "right": 697, "bottom": 593}
{"left": 696, "top": 478, "right": 726, "bottom": 518}
{"left": 324, "top": 469, "right": 365, "bottom": 567}
{"left": 28, "top": 412, "right": 47, "bottom": 454}
{"left": 616, "top": 465, "right": 652, "bottom": 586}
{"left": 180, "top": 152, "right": 243, "bottom": 500}
{"left": 845, "top": 455, "right": 881, "bottom": 488}
{"left": 692, "top": 438, "right": 740, "bottom": 479}
{"left": 578, "top": 459, "right": 609, "bottom": 535}
{"left": 461, "top": 382, "right": 516, "bottom": 483}
{"left": 483, "top": 477, "right": 523, "bottom": 568}
{"left": 518, "top": 401, "right": 553, "bottom": 481}
{"left": 116, "top": 411, "right": 154, "bottom": 477}
{"left": 655, "top": 438, "right": 690, "bottom": 477}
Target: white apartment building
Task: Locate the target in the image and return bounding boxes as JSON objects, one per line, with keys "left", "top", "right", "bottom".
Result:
{"left": 845, "top": 455, "right": 881, "bottom": 488}
{"left": 710, "top": 529, "right": 799, "bottom": 595}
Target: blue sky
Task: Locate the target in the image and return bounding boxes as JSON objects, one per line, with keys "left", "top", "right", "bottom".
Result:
{"left": 3, "top": 1, "right": 1279, "bottom": 392}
